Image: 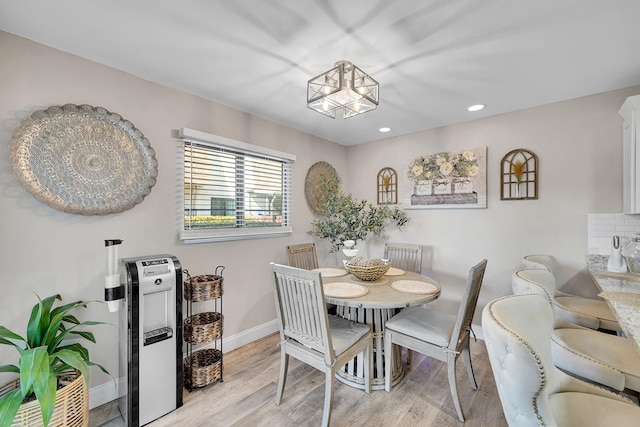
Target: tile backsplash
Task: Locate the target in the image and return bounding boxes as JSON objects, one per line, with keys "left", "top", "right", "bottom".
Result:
{"left": 588, "top": 213, "right": 640, "bottom": 255}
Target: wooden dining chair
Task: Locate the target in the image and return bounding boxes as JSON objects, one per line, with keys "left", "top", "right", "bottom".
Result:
{"left": 483, "top": 293, "right": 640, "bottom": 426}
{"left": 383, "top": 242, "right": 422, "bottom": 273}
{"left": 271, "top": 263, "right": 372, "bottom": 427}
{"left": 384, "top": 259, "right": 488, "bottom": 422}
{"left": 287, "top": 242, "right": 319, "bottom": 270}
{"left": 287, "top": 242, "right": 338, "bottom": 314}
{"left": 511, "top": 269, "right": 640, "bottom": 395}
{"left": 522, "top": 254, "right": 622, "bottom": 332}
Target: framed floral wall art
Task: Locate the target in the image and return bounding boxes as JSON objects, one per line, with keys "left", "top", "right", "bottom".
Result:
{"left": 403, "top": 147, "right": 487, "bottom": 209}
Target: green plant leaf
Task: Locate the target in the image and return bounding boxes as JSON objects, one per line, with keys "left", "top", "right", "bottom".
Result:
{"left": 56, "top": 343, "right": 89, "bottom": 361}
{"left": 87, "top": 360, "right": 111, "bottom": 378}
{"left": 31, "top": 365, "right": 57, "bottom": 427}
{"left": 0, "top": 364, "right": 19, "bottom": 373}
{"left": 27, "top": 294, "right": 60, "bottom": 348}
{"left": 0, "top": 327, "right": 26, "bottom": 352}
{"left": 69, "top": 330, "right": 96, "bottom": 343}
{"left": 53, "top": 349, "right": 90, "bottom": 383}
{"left": 61, "top": 315, "right": 80, "bottom": 325}
{"left": 42, "top": 300, "right": 89, "bottom": 347}
{"left": 18, "top": 346, "right": 49, "bottom": 396}
{"left": 49, "top": 319, "right": 109, "bottom": 351}
{"left": 0, "top": 388, "right": 26, "bottom": 427}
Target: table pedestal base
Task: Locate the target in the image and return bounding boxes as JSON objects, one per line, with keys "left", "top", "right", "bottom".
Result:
{"left": 336, "top": 306, "right": 404, "bottom": 390}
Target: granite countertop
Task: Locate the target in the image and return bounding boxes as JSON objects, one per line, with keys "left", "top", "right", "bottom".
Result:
{"left": 586, "top": 254, "right": 608, "bottom": 272}
{"left": 586, "top": 254, "right": 640, "bottom": 354}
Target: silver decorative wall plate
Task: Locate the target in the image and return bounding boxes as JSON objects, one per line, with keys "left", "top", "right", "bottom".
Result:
{"left": 10, "top": 104, "right": 158, "bottom": 215}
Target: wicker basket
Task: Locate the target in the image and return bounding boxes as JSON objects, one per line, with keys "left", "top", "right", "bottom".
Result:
{"left": 0, "top": 370, "right": 88, "bottom": 427}
{"left": 345, "top": 257, "right": 390, "bottom": 281}
{"left": 184, "top": 312, "right": 223, "bottom": 343}
{"left": 184, "top": 274, "right": 224, "bottom": 302}
{"left": 185, "top": 348, "right": 223, "bottom": 388}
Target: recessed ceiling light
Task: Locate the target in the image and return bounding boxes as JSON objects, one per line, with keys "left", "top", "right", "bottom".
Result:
{"left": 379, "top": 127, "right": 391, "bottom": 133}
{"left": 467, "top": 104, "right": 485, "bottom": 112}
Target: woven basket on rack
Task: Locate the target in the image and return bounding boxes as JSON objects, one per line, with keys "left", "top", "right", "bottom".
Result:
{"left": 185, "top": 348, "right": 222, "bottom": 388}
{"left": 0, "top": 370, "right": 88, "bottom": 427}
{"left": 184, "top": 312, "right": 223, "bottom": 343}
{"left": 184, "top": 274, "right": 223, "bottom": 302}
{"left": 345, "top": 257, "right": 390, "bottom": 281}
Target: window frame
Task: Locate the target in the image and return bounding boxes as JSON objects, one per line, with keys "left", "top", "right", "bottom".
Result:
{"left": 177, "top": 128, "right": 295, "bottom": 244}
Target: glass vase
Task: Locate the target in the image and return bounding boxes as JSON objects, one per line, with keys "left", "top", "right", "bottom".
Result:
{"left": 622, "top": 233, "right": 640, "bottom": 275}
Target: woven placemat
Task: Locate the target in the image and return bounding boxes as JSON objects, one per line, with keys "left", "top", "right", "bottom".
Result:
{"left": 323, "top": 282, "right": 368, "bottom": 298}
{"left": 313, "top": 268, "right": 348, "bottom": 278}
{"left": 391, "top": 280, "right": 439, "bottom": 295}
{"left": 599, "top": 291, "right": 640, "bottom": 307}
{"left": 385, "top": 267, "right": 405, "bottom": 276}
{"left": 596, "top": 271, "right": 640, "bottom": 282}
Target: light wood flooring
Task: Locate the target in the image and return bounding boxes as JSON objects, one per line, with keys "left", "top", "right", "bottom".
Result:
{"left": 90, "top": 332, "right": 507, "bottom": 427}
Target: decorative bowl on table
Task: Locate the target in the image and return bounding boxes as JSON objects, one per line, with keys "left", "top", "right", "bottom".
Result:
{"left": 345, "top": 256, "right": 390, "bottom": 281}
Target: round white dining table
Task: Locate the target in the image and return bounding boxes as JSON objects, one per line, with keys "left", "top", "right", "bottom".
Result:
{"left": 316, "top": 268, "right": 441, "bottom": 391}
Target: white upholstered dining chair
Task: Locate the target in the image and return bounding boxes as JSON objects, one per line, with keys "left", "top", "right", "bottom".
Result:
{"left": 384, "top": 242, "right": 423, "bottom": 273}
{"left": 511, "top": 269, "right": 640, "bottom": 394}
{"left": 522, "top": 254, "right": 622, "bottom": 332}
{"left": 483, "top": 293, "right": 640, "bottom": 427}
{"left": 271, "top": 263, "right": 372, "bottom": 427}
{"left": 384, "top": 259, "right": 488, "bottom": 422}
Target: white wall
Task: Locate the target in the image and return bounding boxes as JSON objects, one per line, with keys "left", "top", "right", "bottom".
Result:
{"left": 0, "top": 31, "right": 347, "bottom": 405}
{"left": 346, "top": 86, "right": 640, "bottom": 310}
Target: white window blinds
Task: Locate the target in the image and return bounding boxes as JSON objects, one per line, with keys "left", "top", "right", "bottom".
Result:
{"left": 178, "top": 128, "right": 294, "bottom": 243}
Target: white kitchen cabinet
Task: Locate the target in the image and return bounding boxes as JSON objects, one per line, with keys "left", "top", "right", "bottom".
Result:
{"left": 619, "top": 95, "right": 640, "bottom": 214}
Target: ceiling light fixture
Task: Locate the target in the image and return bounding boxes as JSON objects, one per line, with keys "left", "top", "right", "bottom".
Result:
{"left": 467, "top": 104, "right": 485, "bottom": 112}
{"left": 379, "top": 127, "right": 391, "bottom": 133}
{"left": 307, "top": 60, "right": 379, "bottom": 119}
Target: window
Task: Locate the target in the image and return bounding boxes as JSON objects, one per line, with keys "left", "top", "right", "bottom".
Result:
{"left": 177, "top": 128, "right": 294, "bottom": 243}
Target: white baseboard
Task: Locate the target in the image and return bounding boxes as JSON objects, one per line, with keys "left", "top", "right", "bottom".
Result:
{"left": 89, "top": 378, "right": 120, "bottom": 410}
{"left": 89, "top": 319, "right": 279, "bottom": 409}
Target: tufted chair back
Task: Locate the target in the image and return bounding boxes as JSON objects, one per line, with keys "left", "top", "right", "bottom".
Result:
{"left": 521, "top": 254, "right": 555, "bottom": 272}
{"left": 482, "top": 294, "right": 560, "bottom": 426}
{"left": 511, "top": 269, "right": 556, "bottom": 304}
{"left": 511, "top": 269, "right": 571, "bottom": 330}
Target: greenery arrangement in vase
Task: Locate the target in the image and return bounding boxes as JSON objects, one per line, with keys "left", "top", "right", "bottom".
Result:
{"left": 309, "top": 176, "right": 409, "bottom": 252}
{"left": 0, "top": 293, "right": 110, "bottom": 427}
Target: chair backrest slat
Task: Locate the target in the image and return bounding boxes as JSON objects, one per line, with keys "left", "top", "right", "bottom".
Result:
{"left": 272, "top": 263, "right": 334, "bottom": 365}
{"left": 287, "top": 243, "right": 319, "bottom": 270}
{"left": 449, "top": 259, "right": 488, "bottom": 350}
{"left": 384, "top": 243, "right": 422, "bottom": 273}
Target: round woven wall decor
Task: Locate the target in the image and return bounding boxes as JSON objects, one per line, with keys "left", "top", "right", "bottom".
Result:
{"left": 10, "top": 104, "right": 158, "bottom": 215}
{"left": 304, "top": 161, "right": 339, "bottom": 216}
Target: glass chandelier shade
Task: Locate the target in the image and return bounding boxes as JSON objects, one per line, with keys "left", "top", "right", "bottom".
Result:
{"left": 307, "top": 61, "right": 379, "bottom": 119}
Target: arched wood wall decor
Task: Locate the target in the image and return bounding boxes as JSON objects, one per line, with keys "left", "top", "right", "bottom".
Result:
{"left": 500, "top": 149, "right": 538, "bottom": 200}
{"left": 377, "top": 167, "right": 398, "bottom": 204}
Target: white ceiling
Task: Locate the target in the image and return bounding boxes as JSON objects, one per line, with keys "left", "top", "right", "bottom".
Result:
{"left": 2, "top": 0, "right": 640, "bottom": 146}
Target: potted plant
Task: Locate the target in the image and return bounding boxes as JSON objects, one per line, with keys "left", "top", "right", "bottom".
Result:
{"left": 0, "top": 293, "right": 110, "bottom": 427}
{"left": 309, "top": 176, "right": 409, "bottom": 252}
